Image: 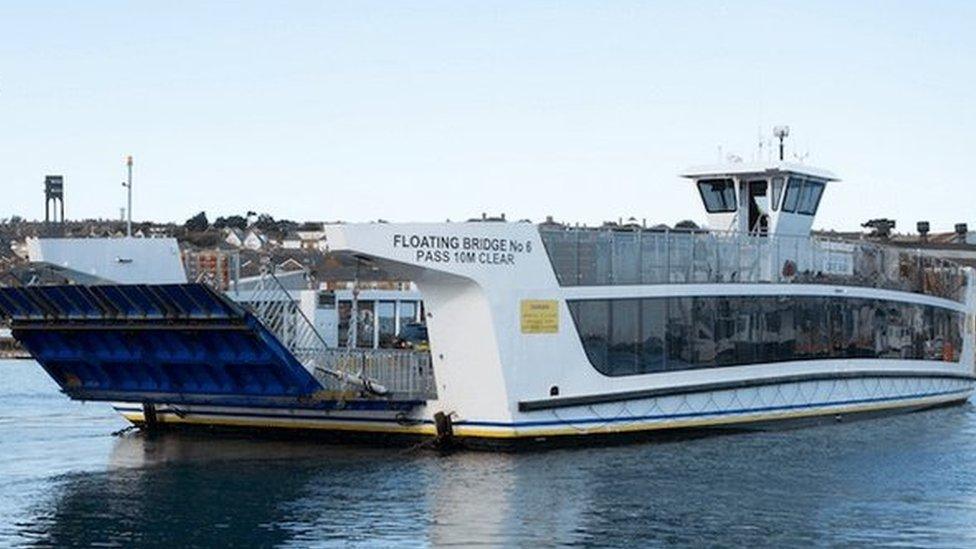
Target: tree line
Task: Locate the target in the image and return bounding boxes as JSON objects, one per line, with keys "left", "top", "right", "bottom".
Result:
{"left": 183, "top": 211, "right": 299, "bottom": 235}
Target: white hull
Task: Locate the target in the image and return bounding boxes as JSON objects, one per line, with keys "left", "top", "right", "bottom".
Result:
{"left": 307, "top": 220, "right": 976, "bottom": 445}
{"left": 115, "top": 367, "right": 974, "bottom": 445}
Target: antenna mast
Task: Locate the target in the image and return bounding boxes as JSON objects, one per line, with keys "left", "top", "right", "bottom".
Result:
{"left": 756, "top": 125, "right": 763, "bottom": 162}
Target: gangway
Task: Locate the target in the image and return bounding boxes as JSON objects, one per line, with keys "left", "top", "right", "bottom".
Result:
{"left": 0, "top": 282, "right": 435, "bottom": 412}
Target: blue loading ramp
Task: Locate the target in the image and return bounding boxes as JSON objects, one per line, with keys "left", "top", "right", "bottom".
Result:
{"left": 0, "top": 284, "right": 368, "bottom": 409}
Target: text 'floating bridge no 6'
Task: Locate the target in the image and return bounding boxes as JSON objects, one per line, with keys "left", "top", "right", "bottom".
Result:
{"left": 0, "top": 283, "right": 428, "bottom": 412}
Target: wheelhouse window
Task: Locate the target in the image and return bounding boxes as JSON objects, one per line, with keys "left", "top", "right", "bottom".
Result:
{"left": 796, "top": 180, "right": 825, "bottom": 215}
{"left": 782, "top": 177, "right": 802, "bottom": 212}
{"left": 697, "top": 178, "right": 737, "bottom": 213}
{"left": 770, "top": 177, "right": 784, "bottom": 211}
{"left": 782, "top": 177, "right": 825, "bottom": 215}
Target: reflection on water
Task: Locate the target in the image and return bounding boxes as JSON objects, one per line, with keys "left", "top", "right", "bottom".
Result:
{"left": 4, "top": 360, "right": 976, "bottom": 547}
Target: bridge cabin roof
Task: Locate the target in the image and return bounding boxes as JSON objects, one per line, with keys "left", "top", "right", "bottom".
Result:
{"left": 680, "top": 161, "right": 839, "bottom": 182}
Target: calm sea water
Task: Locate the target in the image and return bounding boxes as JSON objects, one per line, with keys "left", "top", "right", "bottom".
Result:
{"left": 3, "top": 359, "right": 976, "bottom": 547}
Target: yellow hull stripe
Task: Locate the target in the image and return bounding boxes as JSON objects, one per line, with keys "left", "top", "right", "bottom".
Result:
{"left": 119, "top": 392, "right": 962, "bottom": 440}
{"left": 121, "top": 413, "right": 438, "bottom": 436}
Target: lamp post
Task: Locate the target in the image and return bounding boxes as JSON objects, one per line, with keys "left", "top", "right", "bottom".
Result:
{"left": 122, "top": 155, "right": 133, "bottom": 237}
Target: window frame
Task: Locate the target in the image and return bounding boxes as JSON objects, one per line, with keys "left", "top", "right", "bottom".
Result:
{"left": 781, "top": 177, "right": 826, "bottom": 216}
{"left": 796, "top": 180, "right": 825, "bottom": 215}
{"left": 781, "top": 177, "right": 803, "bottom": 213}
{"left": 770, "top": 177, "right": 784, "bottom": 211}
{"left": 696, "top": 178, "right": 738, "bottom": 213}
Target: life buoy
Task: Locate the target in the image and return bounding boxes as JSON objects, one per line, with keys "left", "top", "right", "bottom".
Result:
{"left": 782, "top": 260, "right": 797, "bottom": 277}
{"left": 943, "top": 342, "right": 954, "bottom": 362}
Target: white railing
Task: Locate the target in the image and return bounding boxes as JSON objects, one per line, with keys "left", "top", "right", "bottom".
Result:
{"left": 309, "top": 348, "right": 437, "bottom": 400}
{"left": 234, "top": 271, "right": 437, "bottom": 401}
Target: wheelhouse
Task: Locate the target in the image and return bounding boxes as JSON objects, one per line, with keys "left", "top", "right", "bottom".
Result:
{"left": 681, "top": 162, "right": 839, "bottom": 237}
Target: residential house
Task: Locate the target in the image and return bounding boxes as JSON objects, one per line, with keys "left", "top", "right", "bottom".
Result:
{"left": 242, "top": 229, "right": 266, "bottom": 251}
{"left": 281, "top": 231, "right": 302, "bottom": 250}
{"left": 224, "top": 228, "right": 245, "bottom": 248}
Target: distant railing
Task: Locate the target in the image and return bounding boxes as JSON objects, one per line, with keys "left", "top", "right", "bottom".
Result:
{"left": 539, "top": 228, "right": 970, "bottom": 302}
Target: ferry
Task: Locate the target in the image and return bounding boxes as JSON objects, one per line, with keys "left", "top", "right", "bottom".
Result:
{"left": 1, "top": 153, "right": 973, "bottom": 449}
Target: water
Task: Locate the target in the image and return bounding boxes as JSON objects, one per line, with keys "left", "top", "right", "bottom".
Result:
{"left": 3, "top": 359, "right": 976, "bottom": 548}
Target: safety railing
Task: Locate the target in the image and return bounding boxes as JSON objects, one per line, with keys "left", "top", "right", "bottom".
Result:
{"left": 310, "top": 348, "right": 437, "bottom": 401}
{"left": 539, "top": 227, "right": 970, "bottom": 302}
{"left": 233, "top": 271, "right": 437, "bottom": 401}
{"left": 234, "top": 272, "right": 327, "bottom": 361}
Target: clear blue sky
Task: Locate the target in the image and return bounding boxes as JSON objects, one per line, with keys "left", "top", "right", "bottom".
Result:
{"left": 1, "top": 1, "right": 973, "bottom": 232}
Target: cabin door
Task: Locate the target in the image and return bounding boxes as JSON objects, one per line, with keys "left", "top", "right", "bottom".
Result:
{"left": 747, "top": 180, "right": 769, "bottom": 235}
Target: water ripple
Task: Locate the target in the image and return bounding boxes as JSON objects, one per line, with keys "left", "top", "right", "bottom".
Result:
{"left": 4, "top": 360, "right": 976, "bottom": 547}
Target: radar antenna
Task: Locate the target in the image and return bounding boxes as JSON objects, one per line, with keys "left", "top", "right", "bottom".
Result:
{"left": 772, "top": 126, "right": 790, "bottom": 161}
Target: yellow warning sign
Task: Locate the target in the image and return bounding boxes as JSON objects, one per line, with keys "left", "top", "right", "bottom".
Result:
{"left": 520, "top": 300, "right": 559, "bottom": 334}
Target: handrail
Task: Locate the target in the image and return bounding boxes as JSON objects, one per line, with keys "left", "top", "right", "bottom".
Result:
{"left": 264, "top": 268, "right": 332, "bottom": 352}
{"left": 542, "top": 225, "right": 970, "bottom": 268}
{"left": 237, "top": 269, "right": 372, "bottom": 392}
{"left": 538, "top": 226, "right": 971, "bottom": 302}
{"left": 232, "top": 269, "right": 437, "bottom": 400}
{"left": 311, "top": 348, "right": 436, "bottom": 400}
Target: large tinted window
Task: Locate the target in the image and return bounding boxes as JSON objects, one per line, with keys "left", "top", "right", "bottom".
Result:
{"left": 666, "top": 297, "right": 693, "bottom": 370}
{"left": 640, "top": 299, "right": 667, "bottom": 373}
{"left": 697, "top": 179, "right": 737, "bottom": 213}
{"left": 575, "top": 300, "right": 609, "bottom": 371}
{"left": 568, "top": 296, "right": 964, "bottom": 376}
{"left": 609, "top": 300, "right": 640, "bottom": 375}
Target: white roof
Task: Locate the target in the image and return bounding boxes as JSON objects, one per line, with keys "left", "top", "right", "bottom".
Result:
{"left": 26, "top": 237, "right": 187, "bottom": 284}
{"left": 680, "top": 161, "right": 839, "bottom": 182}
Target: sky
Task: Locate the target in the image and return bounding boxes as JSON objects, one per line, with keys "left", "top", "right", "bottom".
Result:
{"left": 0, "top": 1, "right": 973, "bottom": 232}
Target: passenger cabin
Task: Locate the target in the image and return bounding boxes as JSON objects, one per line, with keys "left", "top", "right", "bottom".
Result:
{"left": 681, "top": 162, "right": 839, "bottom": 237}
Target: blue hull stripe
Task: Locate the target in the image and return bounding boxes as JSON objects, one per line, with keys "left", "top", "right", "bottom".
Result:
{"left": 460, "top": 388, "right": 971, "bottom": 428}
{"left": 114, "top": 387, "right": 972, "bottom": 430}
